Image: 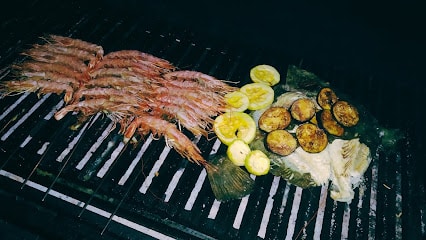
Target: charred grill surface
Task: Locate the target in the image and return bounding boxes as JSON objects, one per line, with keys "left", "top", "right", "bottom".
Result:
{"left": 1, "top": 1, "right": 425, "bottom": 240}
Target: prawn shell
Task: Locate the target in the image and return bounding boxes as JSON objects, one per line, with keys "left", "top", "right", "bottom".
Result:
{"left": 2, "top": 35, "right": 239, "bottom": 168}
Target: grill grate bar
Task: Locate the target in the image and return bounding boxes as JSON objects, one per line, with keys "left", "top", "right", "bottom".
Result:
{"left": 258, "top": 175, "right": 281, "bottom": 238}
{"left": 368, "top": 149, "right": 380, "bottom": 239}
{"left": 0, "top": 57, "right": 419, "bottom": 239}
{"left": 43, "top": 99, "right": 65, "bottom": 120}
{"left": 163, "top": 167, "right": 185, "bottom": 203}
{"left": 204, "top": 140, "right": 224, "bottom": 219}
{"left": 0, "top": 42, "right": 411, "bottom": 240}
{"left": 118, "top": 134, "right": 154, "bottom": 186}
{"left": 78, "top": 134, "right": 127, "bottom": 218}
{"left": 100, "top": 155, "right": 142, "bottom": 235}
{"left": 1, "top": 93, "right": 52, "bottom": 141}
{"left": 76, "top": 121, "right": 116, "bottom": 170}
{"left": 195, "top": 49, "right": 264, "bottom": 229}
{"left": 1, "top": 6, "right": 425, "bottom": 239}
{"left": 285, "top": 187, "right": 303, "bottom": 240}
{"left": 0, "top": 93, "right": 30, "bottom": 122}
{"left": 1, "top": 97, "right": 64, "bottom": 170}
{"left": 314, "top": 184, "right": 328, "bottom": 239}
{"left": 394, "top": 153, "right": 403, "bottom": 240}
{"left": 56, "top": 114, "right": 100, "bottom": 163}
{"left": 162, "top": 140, "right": 196, "bottom": 199}
{"left": 20, "top": 117, "right": 68, "bottom": 189}
{"left": 0, "top": 169, "right": 175, "bottom": 239}
{"left": 232, "top": 192, "right": 251, "bottom": 229}
{"left": 40, "top": 120, "right": 92, "bottom": 200}
{"left": 96, "top": 142, "right": 127, "bottom": 178}
{"left": 355, "top": 184, "right": 365, "bottom": 238}
{"left": 39, "top": 115, "right": 101, "bottom": 200}
{"left": 162, "top": 136, "right": 205, "bottom": 203}
{"left": 184, "top": 168, "right": 207, "bottom": 211}
{"left": 138, "top": 144, "right": 172, "bottom": 194}
{"left": 340, "top": 204, "right": 351, "bottom": 239}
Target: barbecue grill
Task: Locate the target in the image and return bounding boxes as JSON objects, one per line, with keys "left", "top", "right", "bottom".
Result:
{"left": 1, "top": 1, "right": 425, "bottom": 239}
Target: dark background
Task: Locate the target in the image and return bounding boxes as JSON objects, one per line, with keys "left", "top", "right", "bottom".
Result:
{"left": 0, "top": 1, "right": 425, "bottom": 239}
{"left": 3, "top": 0, "right": 426, "bottom": 191}
{"left": 102, "top": 0, "right": 426, "bottom": 184}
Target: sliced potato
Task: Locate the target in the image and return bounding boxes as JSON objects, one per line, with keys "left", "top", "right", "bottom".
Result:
{"left": 317, "top": 87, "right": 338, "bottom": 110}
{"left": 258, "top": 107, "right": 292, "bottom": 133}
{"left": 319, "top": 110, "right": 345, "bottom": 136}
{"left": 296, "top": 123, "right": 328, "bottom": 153}
{"left": 332, "top": 100, "right": 359, "bottom": 127}
{"left": 290, "top": 98, "right": 316, "bottom": 122}
{"left": 266, "top": 129, "right": 298, "bottom": 156}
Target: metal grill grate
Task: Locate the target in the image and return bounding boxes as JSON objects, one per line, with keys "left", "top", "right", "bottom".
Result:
{"left": 1, "top": 1, "right": 425, "bottom": 239}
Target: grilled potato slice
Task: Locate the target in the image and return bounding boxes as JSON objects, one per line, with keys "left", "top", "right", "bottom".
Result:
{"left": 296, "top": 123, "right": 328, "bottom": 153}
{"left": 332, "top": 100, "right": 359, "bottom": 127}
{"left": 266, "top": 129, "right": 298, "bottom": 156}
{"left": 317, "top": 87, "right": 338, "bottom": 110}
{"left": 258, "top": 107, "right": 292, "bottom": 133}
{"left": 290, "top": 98, "right": 316, "bottom": 122}
{"left": 319, "top": 110, "right": 345, "bottom": 136}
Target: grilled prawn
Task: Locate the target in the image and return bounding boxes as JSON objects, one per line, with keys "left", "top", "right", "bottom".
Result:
{"left": 1, "top": 79, "right": 74, "bottom": 103}
{"left": 0, "top": 35, "right": 253, "bottom": 201}
{"left": 123, "top": 115, "right": 209, "bottom": 166}
{"left": 1, "top": 36, "right": 235, "bottom": 166}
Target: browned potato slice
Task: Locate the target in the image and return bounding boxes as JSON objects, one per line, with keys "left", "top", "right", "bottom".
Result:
{"left": 258, "top": 107, "right": 292, "bottom": 133}
{"left": 290, "top": 98, "right": 316, "bottom": 122}
{"left": 317, "top": 87, "right": 338, "bottom": 110}
{"left": 266, "top": 129, "right": 298, "bottom": 156}
{"left": 319, "top": 110, "right": 345, "bottom": 136}
{"left": 296, "top": 123, "right": 328, "bottom": 153}
{"left": 332, "top": 100, "right": 359, "bottom": 127}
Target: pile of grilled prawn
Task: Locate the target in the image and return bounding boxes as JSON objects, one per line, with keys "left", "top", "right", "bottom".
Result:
{"left": 0, "top": 35, "right": 238, "bottom": 169}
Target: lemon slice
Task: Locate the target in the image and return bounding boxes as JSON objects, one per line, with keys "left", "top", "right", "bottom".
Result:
{"left": 227, "top": 139, "right": 251, "bottom": 166}
{"left": 213, "top": 112, "right": 256, "bottom": 145}
{"left": 250, "top": 64, "right": 280, "bottom": 86}
{"left": 245, "top": 150, "right": 270, "bottom": 176}
{"left": 240, "top": 83, "right": 274, "bottom": 110}
{"left": 224, "top": 91, "right": 250, "bottom": 112}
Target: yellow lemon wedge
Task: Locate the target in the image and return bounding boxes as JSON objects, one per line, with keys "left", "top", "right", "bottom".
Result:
{"left": 245, "top": 150, "right": 270, "bottom": 176}
{"left": 224, "top": 91, "right": 250, "bottom": 112}
{"left": 226, "top": 139, "right": 251, "bottom": 166}
{"left": 240, "top": 83, "right": 274, "bottom": 110}
{"left": 213, "top": 112, "right": 256, "bottom": 145}
{"left": 250, "top": 64, "right": 280, "bottom": 86}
